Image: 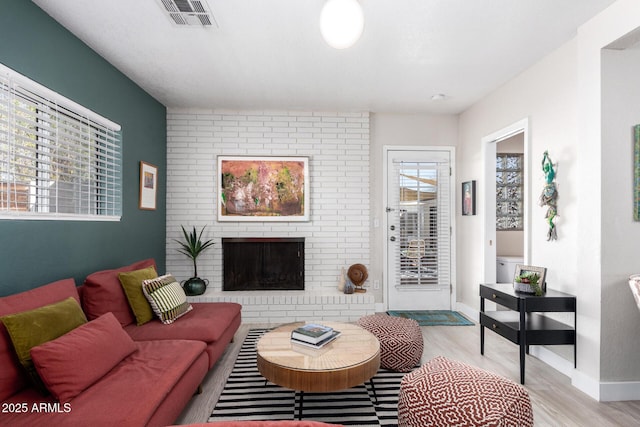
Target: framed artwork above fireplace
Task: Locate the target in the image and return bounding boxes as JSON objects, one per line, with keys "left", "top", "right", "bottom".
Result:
{"left": 217, "top": 156, "right": 310, "bottom": 222}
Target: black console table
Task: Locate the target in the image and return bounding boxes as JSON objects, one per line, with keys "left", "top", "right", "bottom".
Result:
{"left": 479, "top": 283, "right": 576, "bottom": 384}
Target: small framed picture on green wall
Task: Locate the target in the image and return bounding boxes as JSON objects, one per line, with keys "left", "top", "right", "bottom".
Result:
{"left": 139, "top": 161, "right": 158, "bottom": 210}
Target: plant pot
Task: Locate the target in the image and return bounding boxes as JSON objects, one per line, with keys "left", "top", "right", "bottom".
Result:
{"left": 514, "top": 281, "right": 535, "bottom": 293}
{"left": 182, "top": 277, "right": 209, "bottom": 296}
{"left": 513, "top": 281, "right": 543, "bottom": 295}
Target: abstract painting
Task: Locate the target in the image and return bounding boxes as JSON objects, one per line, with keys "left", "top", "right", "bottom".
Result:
{"left": 218, "top": 156, "right": 309, "bottom": 221}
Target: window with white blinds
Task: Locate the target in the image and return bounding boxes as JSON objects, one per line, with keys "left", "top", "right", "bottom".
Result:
{"left": 0, "top": 64, "right": 122, "bottom": 220}
{"left": 391, "top": 160, "right": 451, "bottom": 288}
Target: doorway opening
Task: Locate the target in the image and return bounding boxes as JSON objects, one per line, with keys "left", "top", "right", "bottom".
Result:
{"left": 482, "top": 119, "right": 530, "bottom": 284}
{"left": 496, "top": 134, "right": 525, "bottom": 282}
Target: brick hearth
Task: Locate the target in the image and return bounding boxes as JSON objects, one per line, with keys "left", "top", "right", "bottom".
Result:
{"left": 187, "top": 288, "right": 375, "bottom": 324}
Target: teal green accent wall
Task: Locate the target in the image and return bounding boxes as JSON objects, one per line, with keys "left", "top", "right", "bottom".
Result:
{"left": 0, "top": 0, "right": 166, "bottom": 295}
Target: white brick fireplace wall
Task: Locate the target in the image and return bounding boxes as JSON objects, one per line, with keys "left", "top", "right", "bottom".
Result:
{"left": 166, "top": 109, "right": 374, "bottom": 324}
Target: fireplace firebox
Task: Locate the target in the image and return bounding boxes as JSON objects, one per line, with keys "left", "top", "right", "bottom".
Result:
{"left": 222, "top": 237, "right": 304, "bottom": 291}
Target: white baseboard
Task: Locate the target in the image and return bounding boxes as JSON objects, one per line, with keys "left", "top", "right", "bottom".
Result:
{"left": 528, "top": 345, "right": 574, "bottom": 378}
{"left": 455, "top": 301, "right": 478, "bottom": 323}
{"left": 598, "top": 380, "right": 640, "bottom": 401}
{"left": 571, "top": 369, "right": 601, "bottom": 400}
{"left": 571, "top": 368, "right": 640, "bottom": 401}
{"left": 456, "top": 301, "right": 640, "bottom": 402}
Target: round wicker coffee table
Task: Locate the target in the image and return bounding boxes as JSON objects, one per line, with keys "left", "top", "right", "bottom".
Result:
{"left": 256, "top": 321, "right": 380, "bottom": 419}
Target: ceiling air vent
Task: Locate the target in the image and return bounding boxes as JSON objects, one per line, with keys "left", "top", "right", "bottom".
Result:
{"left": 158, "top": 0, "right": 217, "bottom": 27}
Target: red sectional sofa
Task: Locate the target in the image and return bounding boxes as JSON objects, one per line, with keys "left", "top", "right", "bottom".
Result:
{"left": 0, "top": 259, "right": 242, "bottom": 427}
{"left": 81, "top": 259, "right": 242, "bottom": 370}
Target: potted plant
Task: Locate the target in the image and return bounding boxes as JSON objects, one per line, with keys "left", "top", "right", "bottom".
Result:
{"left": 174, "top": 225, "right": 215, "bottom": 296}
{"left": 514, "top": 271, "right": 543, "bottom": 296}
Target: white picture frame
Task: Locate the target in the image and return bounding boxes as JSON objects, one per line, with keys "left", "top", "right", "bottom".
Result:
{"left": 513, "top": 264, "right": 547, "bottom": 293}
{"left": 217, "top": 156, "right": 310, "bottom": 222}
{"left": 139, "top": 161, "right": 158, "bottom": 210}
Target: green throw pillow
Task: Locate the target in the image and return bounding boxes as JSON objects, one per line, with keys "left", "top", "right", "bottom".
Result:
{"left": 0, "top": 297, "right": 87, "bottom": 392}
{"left": 118, "top": 266, "right": 158, "bottom": 325}
{"left": 142, "top": 274, "right": 192, "bottom": 324}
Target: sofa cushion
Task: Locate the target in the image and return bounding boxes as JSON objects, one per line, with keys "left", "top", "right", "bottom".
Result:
{"left": 82, "top": 258, "right": 156, "bottom": 327}
{"left": 0, "top": 296, "right": 87, "bottom": 392}
{"left": 31, "top": 312, "right": 137, "bottom": 403}
{"left": 142, "top": 274, "right": 193, "bottom": 324}
{"left": 76, "top": 339, "right": 205, "bottom": 425}
{"left": 118, "top": 265, "right": 158, "bottom": 325}
{"left": 2, "top": 339, "right": 208, "bottom": 427}
{"left": 125, "top": 302, "right": 241, "bottom": 344}
{"left": 0, "top": 278, "right": 80, "bottom": 402}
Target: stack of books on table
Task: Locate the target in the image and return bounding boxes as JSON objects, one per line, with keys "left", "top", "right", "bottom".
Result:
{"left": 291, "top": 323, "right": 341, "bottom": 348}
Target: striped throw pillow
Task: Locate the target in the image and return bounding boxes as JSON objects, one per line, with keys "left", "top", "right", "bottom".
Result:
{"left": 141, "top": 274, "right": 193, "bottom": 324}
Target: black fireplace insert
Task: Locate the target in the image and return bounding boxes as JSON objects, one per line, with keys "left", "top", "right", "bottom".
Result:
{"left": 222, "top": 237, "right": 304, "bottom": 291}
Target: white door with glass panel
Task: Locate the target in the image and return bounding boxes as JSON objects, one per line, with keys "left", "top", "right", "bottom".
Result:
{"left": 385, "top": 148, "right": 453, "bottom": 311}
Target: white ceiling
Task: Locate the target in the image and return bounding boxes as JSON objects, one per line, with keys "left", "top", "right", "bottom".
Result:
{"left": 33, "top": 0, "right": 617, "bottom": 114}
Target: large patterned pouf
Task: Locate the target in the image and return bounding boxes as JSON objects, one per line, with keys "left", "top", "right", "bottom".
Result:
{"left": 397, "top": 356, "right": 534, "bottom": 427}
{"left": 356, "top": 314, "right": 423, "bottom": 372}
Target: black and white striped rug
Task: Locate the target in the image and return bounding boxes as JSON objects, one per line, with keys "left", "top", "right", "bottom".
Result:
{"left": 209, "top": 328, "right": 409, "bottom": 426}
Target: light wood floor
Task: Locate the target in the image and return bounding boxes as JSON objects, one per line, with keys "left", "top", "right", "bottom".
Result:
{"left": 175, "top": 322, "right": 640, "bottom": 426}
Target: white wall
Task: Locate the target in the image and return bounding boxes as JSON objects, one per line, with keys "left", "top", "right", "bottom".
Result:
{"left": 458, "top": 39, "right": 580, "bottom": 312}
{"left": 601, "top": 47, "right": 640, "bottom": 381}
{"left": 457, "top": 0, "right": 640, "bottom": 399}
{"left": 458, "top": 39, "right": 582, "bottom": 374}
{"left": 574, "top": 0, "right": 640, "bottom": 398}
{"left": 369, "top": 113, "right": 459, "bottom": 305}
{"left": 166, "top": 109, "right": 370, "bottom": 294}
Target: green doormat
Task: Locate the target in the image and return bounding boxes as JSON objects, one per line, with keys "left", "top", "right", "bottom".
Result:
{"left": 387, "top": 310, "right": 474, "bottom": 326}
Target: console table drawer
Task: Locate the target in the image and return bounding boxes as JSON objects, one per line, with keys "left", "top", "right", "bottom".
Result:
{"left": 479, "top": 285, "right": 519, "bottom": 311}
{"left": 480, "top": 312, "right": 519, "bottom": 343}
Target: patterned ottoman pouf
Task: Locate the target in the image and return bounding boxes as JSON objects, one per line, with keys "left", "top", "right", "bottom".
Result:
{"left": 397, "top": 356, "right": 534, "bottom": 427}
{"left": 356, "top": 314, "right": 423, "bottom": 372}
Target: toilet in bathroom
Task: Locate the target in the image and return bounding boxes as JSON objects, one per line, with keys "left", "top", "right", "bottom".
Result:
{"left": 496, "top": 256, "right": 523, "bottom": 283}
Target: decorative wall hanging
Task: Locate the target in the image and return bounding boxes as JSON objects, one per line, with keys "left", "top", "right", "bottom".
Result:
{"left": 538, "top": 151, "right": 557, "bottom": 241}
{"left": 634, "top": 125, "right": 640, "bottom": 221}
{"left": 218, "top": 156, "right": 310, "bottom": 222}
{"left": 139, "top": 161, "right": 158, "bottom": 210}
{"left": 462, "top": 180, "right": 476, "bottom": 216}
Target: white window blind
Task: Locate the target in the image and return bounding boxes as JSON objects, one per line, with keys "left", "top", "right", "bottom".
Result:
{"left": 391, "top": 160, "right": 451, "bottom": 288}
{"left": 0, "top": 64, "right": 122, "bottom": 220}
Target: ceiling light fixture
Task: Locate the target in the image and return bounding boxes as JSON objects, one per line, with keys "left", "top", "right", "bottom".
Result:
{"left": 319, "top": 0, "right": 364, "bottom": 49}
